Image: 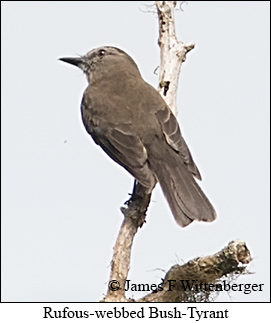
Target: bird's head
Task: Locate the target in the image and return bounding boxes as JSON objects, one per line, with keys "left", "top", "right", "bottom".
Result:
{"left": 59, "top": 46, "right": 140, "bottom": 83}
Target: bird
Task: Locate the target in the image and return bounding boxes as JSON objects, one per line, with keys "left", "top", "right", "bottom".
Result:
{"left": 59, "top": 46, "right": 216, "bottom": 227}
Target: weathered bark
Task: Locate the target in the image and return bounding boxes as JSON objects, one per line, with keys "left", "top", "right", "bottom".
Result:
{"left": 138, "top": 240, "right": 252, "bottom": 302}
{"left": 156, "top": 1, "right": 194, "bottom": 116}
{"left": 103, "top": 182, "right": 151, "bottom": 302}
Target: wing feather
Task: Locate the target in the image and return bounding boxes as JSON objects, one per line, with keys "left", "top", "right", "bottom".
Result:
{"left": 155, "top": 106, "right": 202, "bottom": 180}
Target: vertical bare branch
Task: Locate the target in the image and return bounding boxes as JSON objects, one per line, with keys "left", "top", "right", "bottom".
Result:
{"left": 103, "top": 183, "right": 151, "bottom": 302}
{"left": 156, "top": 1, "right": 195, "bottom": 116}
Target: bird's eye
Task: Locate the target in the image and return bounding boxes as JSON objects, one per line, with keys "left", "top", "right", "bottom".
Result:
{"left": 99, "top": 49, "right": 106, "bottom": 56}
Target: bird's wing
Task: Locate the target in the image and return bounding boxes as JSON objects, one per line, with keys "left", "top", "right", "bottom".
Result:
{"left": 101, "top": 124, "right": 148, "bottom": 168}
{"left": 83, "top": 110, "right": 156, "bottom": 188}
{"left": 155, "top": 106, "right": 202, "bottom": 180}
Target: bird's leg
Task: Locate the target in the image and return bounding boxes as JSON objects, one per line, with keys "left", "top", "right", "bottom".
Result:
{"left": 121, "top": 180, "right": 152, "bottom": 228}
{"left": 124, "top": 180, "right": 138, "bottom": 206}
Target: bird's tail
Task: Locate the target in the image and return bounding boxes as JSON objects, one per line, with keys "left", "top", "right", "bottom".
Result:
{"left": 151, "top": 158, "right": 217, "bottom": 227}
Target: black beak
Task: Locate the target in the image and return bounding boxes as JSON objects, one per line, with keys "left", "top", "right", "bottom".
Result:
{"left": 59, "top": 56, "right": 85, "bottom": 68}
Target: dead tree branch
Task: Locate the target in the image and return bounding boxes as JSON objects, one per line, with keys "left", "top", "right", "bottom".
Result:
{"left": 139, "top": 240, "right": 252, "bottom": 302}
{"left": 103, "top": 183, "right": 151, "bottom": 302}
{"left": 156, "top": 1, "right": 194, "bottom": 116}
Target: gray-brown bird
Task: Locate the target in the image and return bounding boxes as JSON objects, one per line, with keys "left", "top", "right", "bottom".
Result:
{"left": 60, "top": 46, "right": 216, "bottom": 227}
